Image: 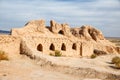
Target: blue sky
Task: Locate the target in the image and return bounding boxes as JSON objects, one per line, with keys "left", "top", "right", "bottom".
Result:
{"left": 0, "top": 0, "right": 120, "bottom": 37}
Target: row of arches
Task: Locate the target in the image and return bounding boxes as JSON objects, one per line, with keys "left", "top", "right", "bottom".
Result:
{"left": 50, "top": 43, "right": 66, "bottom": 51}
{"left": 37, "top": 43, "right": 77, "bottom": 52}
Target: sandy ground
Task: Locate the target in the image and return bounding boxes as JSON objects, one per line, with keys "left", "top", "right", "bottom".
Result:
{"left": 0, "top": 60, "right": 79, "bottom": 80}
{"left": 0, "top": 54, "right": 120, "bottom": 80}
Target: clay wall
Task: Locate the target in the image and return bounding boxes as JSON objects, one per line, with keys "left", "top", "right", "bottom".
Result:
{"left": 23, "top": 36, "right": 86, "bottom": 57}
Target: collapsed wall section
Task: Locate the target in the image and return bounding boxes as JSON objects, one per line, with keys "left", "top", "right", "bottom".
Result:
{"left": 0, "top": 35, "right": 21, "bottom": 59}
{"left": 11, "top": 20, "right": 46, "bottom": 36}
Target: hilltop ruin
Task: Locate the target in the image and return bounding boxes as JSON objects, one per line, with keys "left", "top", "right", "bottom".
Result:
{"left": 0, "top": 19, "right": 120, "bottom": 58}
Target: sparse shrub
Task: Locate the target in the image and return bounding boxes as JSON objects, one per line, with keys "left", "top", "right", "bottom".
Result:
{"left": 115, "top": 62, "right": 120, "bottom": 69}
{"left": 55, "top": 50, "right": 62, "bottom": 57}
{"left": 91, "top": 54, "right": 97, "bottom": 59}
{"left": 0, "top": 50, "right": 9, "bottom": 61}
{"left": 111, "top": 56, "right": 120, "bottom": 69}
{"left": 49, "top": 53, "right": 54, "bottom": 56}
{"left": 112, "top": 56, "right": 120, "bottom": 64}
{"left": 49, "top": 50, "right": 62, "bottom": 57}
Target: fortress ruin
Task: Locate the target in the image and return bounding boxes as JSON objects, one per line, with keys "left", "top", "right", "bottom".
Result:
{"left": 0, "top": 19, "right": 120, "bottom": 58}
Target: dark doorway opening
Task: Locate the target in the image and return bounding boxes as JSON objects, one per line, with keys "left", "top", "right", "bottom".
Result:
{"left": 50, "top": 43, "right": 55, "bottom": 51}
{"left": 72, "top": 43, "right": 77, "bottom": 50}
{"left": 37, "top": 44, "right": 43, "bottom": 52}
{"left": 61, "top": 43, "right": 66, "bottom": 51}
{"left": 58, "top": 30, "right": 64, "bottom": 35}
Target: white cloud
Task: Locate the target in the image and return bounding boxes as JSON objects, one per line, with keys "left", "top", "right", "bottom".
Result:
{"left": 0, "top": 0, "right": 120, "bottom": 37}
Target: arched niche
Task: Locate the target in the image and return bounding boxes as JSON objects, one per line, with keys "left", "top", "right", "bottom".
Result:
{"left": 58, "top": 30, "right": 64, "bottom": 35}
{"left": 61, "top": 43, "right": 66, "bottom": 51}
{"left": 50, "top": 43, "right": 55, "bottom": 51}
{"left": 37, "top": 44, "right": 43, "bottom": 52}
{"left": 72, "top": 43, "right": 77, "bottom": 50}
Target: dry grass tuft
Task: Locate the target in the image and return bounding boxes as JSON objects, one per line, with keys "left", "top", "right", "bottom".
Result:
{"left": 112, "top": 56, "right": 120, "bottom": 64}
{"left": 111, "top": 56, "right": 120, "bottom": 69}
{"left": 49, "top": 50, "right": 62, "bottom": 57}
{"left": 90, "top": 54, "right": 97, "bottom": 59}
{"left": 0, "top": 50, "right": 9, "bottom": 61}
{"left": 55, "top": 50, "right": 62, "bottom": 57}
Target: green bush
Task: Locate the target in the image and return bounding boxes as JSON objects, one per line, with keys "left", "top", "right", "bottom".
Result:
{"left": 55, "top": 50, "right": 62, "bottom": 57}
{"left": 91, "top": 54, "right": 97, "bottom": 59}
{"left": 0, "top": 50, "right": 9, "bottom": 61}
{"left": 112, "top": 56, "right": 120, "bottom": 64}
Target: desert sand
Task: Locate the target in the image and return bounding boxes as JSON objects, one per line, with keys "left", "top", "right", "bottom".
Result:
{"left": 0, "top": 53, "right": 120, "bottom": 80}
